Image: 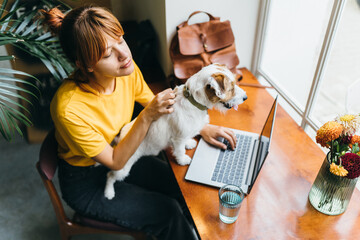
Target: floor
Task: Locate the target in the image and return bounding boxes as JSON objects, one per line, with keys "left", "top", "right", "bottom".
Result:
{"left": 0, "top": 134, "right": 136, "bottom": 240}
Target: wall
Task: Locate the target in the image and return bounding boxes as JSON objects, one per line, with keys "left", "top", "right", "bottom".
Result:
{"left": 164, "top": 0, "right": 260, "bottom": 75}
{"left": 64, "top": 0, "right": 111, "bottom": 8}
{"left": 112, "top": 0, "right": 260, "bottom": 76}
{"left": 111, "top": 0, "right": 167, "bottom": 74}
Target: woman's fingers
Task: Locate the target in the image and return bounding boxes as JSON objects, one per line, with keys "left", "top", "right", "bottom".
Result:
{"left": 223, "top": 128, "right": 237, "bottom": 150}
{"left": 215, "top": 128, "right": 236, "bottom": 150}
{"left": 145, "top": 88, "right": 176, "bottom": 121}
{"left": 210, "top": 138, "right": 228, "bottom": 150}
{"left": 158, "top": 88, "right": 176, "bottom": 111}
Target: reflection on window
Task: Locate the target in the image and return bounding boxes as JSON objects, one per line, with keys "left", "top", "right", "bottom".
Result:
{"left": 311, "top": 0, "right": 360, "bottom": 125}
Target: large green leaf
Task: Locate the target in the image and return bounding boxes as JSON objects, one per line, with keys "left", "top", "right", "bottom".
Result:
{"left": 0, "top": 0, "right": 9, "bottom": 18}
{"left": 0, "top": 91, "right": 33, "bottom": 111}
{"left": 0, "top": 105, "right": 13, "bottom": 141}
{"left": 0, "top": 39, "right": 19, "bottom": 45}
{"left": 35, "top": 32, "right": 52, "bottom": 41}
{"left": 0, "top": 81, "right": 38, "bottom": 100}
{"left": 14, "top": 11, "right": 37, "bottom": 35}
{"left": 0, "top": 55, "right": 14, "bottom": 61}
{"left": 0, "top": 0, "right": 20, "bottom": 32}
{"left": 0, "top": 0, "right": 73, "bottom": 141}
{"left": 21, "top": 20, "right": 38, "bottom": 37}
{"left": 0, "top": 74, "right": 39, "bottom": 90}
{"left": 0, "top": 67, "right": 39, "bottom": 81}
{"left": 6, "top": 112, "right": 25, "bottom": 139}
{"left": 8, "top": 15, "right": 27, "bottom": 33}
{"left": 1, "top": 100, "right": 32, "bottom": 122}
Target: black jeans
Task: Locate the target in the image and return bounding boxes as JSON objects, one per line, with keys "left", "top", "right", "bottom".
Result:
{"left": 58, "top": 156, "right": 198, "bottom": 240}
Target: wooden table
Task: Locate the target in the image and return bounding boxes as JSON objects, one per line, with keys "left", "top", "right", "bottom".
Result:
{"left": 167, "top": 69, "right": 360, "bottom": 240}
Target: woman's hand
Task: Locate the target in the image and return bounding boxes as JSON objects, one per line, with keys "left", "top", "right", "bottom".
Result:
{"left": 142, "top": 88, "right": 176, "bottom": 123}
{"left": 200, "top": 124, "right": 237, "bottom": 150}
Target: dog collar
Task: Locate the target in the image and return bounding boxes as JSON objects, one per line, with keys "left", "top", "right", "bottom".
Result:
{"left": 183, "top": 85, "right": 208, "bottom": 111}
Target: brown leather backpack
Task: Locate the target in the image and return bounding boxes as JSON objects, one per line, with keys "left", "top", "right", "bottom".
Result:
{"left": 169, "top": 11, "right": 242, "bottom": 83}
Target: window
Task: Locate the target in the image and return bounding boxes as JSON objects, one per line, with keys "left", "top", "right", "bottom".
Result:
{"left": 311, "top": 0, "right": 360, "bottom": 123}
{"left": 253, "top": 0, "right": 358, "bottom": 138}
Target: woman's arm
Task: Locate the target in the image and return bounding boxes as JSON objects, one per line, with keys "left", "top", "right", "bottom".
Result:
{"left": 93, "top": 88, "right": 175, "bottom": 170}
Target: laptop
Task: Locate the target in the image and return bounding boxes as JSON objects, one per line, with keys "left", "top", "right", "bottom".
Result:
{"left": 185, "top": 96, "right": 278, "bottom": 194}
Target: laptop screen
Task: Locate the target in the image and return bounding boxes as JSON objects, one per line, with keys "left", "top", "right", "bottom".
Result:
{"left": 249, "top": 96, "right": 278, "bottom": 193}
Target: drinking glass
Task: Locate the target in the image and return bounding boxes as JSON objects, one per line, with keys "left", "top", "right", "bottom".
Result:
{"left": 218, "top": 184, "right": 244, "bottom": 224}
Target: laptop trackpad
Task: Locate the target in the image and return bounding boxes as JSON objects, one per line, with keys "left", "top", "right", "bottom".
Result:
{"left": 185, "top": 139, "right": 221, "bottom": 185}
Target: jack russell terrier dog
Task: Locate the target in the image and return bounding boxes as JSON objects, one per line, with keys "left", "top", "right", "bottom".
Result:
{"left": 104, "top": 64, "right": 247, "bottom": 200}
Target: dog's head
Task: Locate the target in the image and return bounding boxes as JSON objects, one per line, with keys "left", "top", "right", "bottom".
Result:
{"left": 186, "top": 64, "right": 247, "bottom": 112}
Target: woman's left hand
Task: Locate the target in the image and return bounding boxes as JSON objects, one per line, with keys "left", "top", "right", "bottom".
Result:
{"left": 200, "top": 124, "right": 237, "bottom": 150}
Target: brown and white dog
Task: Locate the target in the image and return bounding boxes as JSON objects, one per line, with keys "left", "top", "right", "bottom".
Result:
{"left": 104, "top": 64, "right": 247, "bottom": 200}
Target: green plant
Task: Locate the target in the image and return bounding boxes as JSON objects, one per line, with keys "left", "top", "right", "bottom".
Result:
{"left": 0, "top": 0, "right": 74, "bottom": 141}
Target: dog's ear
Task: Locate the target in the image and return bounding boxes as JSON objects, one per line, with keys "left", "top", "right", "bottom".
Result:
{"left": 209, "top": 74, "right": 226, "bottom": 98}
{"left": 205, "top": 73, "right": 226, "bottom": 102}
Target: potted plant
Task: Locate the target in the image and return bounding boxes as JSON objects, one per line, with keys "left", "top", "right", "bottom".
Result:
{"left": 309, "top": 114, "right": 360, "bottom": 215}
{"left": 0, "top": 0, "right": 74, "bottom": 141}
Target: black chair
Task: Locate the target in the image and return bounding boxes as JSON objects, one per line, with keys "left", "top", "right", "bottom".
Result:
{"left": 36, "top": 130, "right": 146, "bottom": 240}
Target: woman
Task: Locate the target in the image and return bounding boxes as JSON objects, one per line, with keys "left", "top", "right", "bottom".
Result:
{"left": 41, "top": 5, "right": 236, "bottom": 240}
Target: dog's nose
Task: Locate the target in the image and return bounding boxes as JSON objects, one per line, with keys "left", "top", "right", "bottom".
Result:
{"left": 243, "top": 95, "right": 248, "bottom": 101}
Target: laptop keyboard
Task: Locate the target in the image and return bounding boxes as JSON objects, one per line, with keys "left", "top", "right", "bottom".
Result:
{"left": 211, "top": 134, "right": 252, "bottom": 186}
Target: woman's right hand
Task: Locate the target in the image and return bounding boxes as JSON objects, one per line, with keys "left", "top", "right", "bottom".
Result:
{"left": 142, "top": 88, "right": 176, "bottom": 122}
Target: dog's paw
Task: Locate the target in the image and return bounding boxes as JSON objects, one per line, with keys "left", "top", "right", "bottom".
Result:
{"left": 176, "top": 155, "right": 192, "bottom": 165}
{"left": 185, "top": 139, "right": 197, "bottom": 150}
{"left": 104, "top": 188, "right": 115, "bottom": 200}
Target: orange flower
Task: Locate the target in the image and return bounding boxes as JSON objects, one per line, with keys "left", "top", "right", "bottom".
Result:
{"left": 350, "top": 135, "right": 360, "bottom": 149}
{"left": 316, "top": 121, "right": 343, "bottom": 148}
{"left": 330, "top": 162, "right": 348, "bottom": 177}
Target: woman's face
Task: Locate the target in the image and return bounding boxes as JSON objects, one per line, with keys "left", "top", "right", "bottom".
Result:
{"left": 90, "top": 34, "right": 134, "bottom": 80}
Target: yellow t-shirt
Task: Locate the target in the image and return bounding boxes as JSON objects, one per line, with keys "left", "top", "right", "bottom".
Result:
{"left": 50, "top": 63, "right": 154, "bottom": 166}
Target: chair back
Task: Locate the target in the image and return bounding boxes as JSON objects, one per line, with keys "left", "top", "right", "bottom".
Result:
{"left": 38, "top": 129, "right": 58, "bottom": 180}
{"left": 36, "top": 129, "right": 70, "bottom": 224}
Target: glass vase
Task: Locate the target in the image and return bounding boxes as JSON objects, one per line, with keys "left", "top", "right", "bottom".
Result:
{"left": 308, "top": 153, "right": 359, "bottom": 215}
